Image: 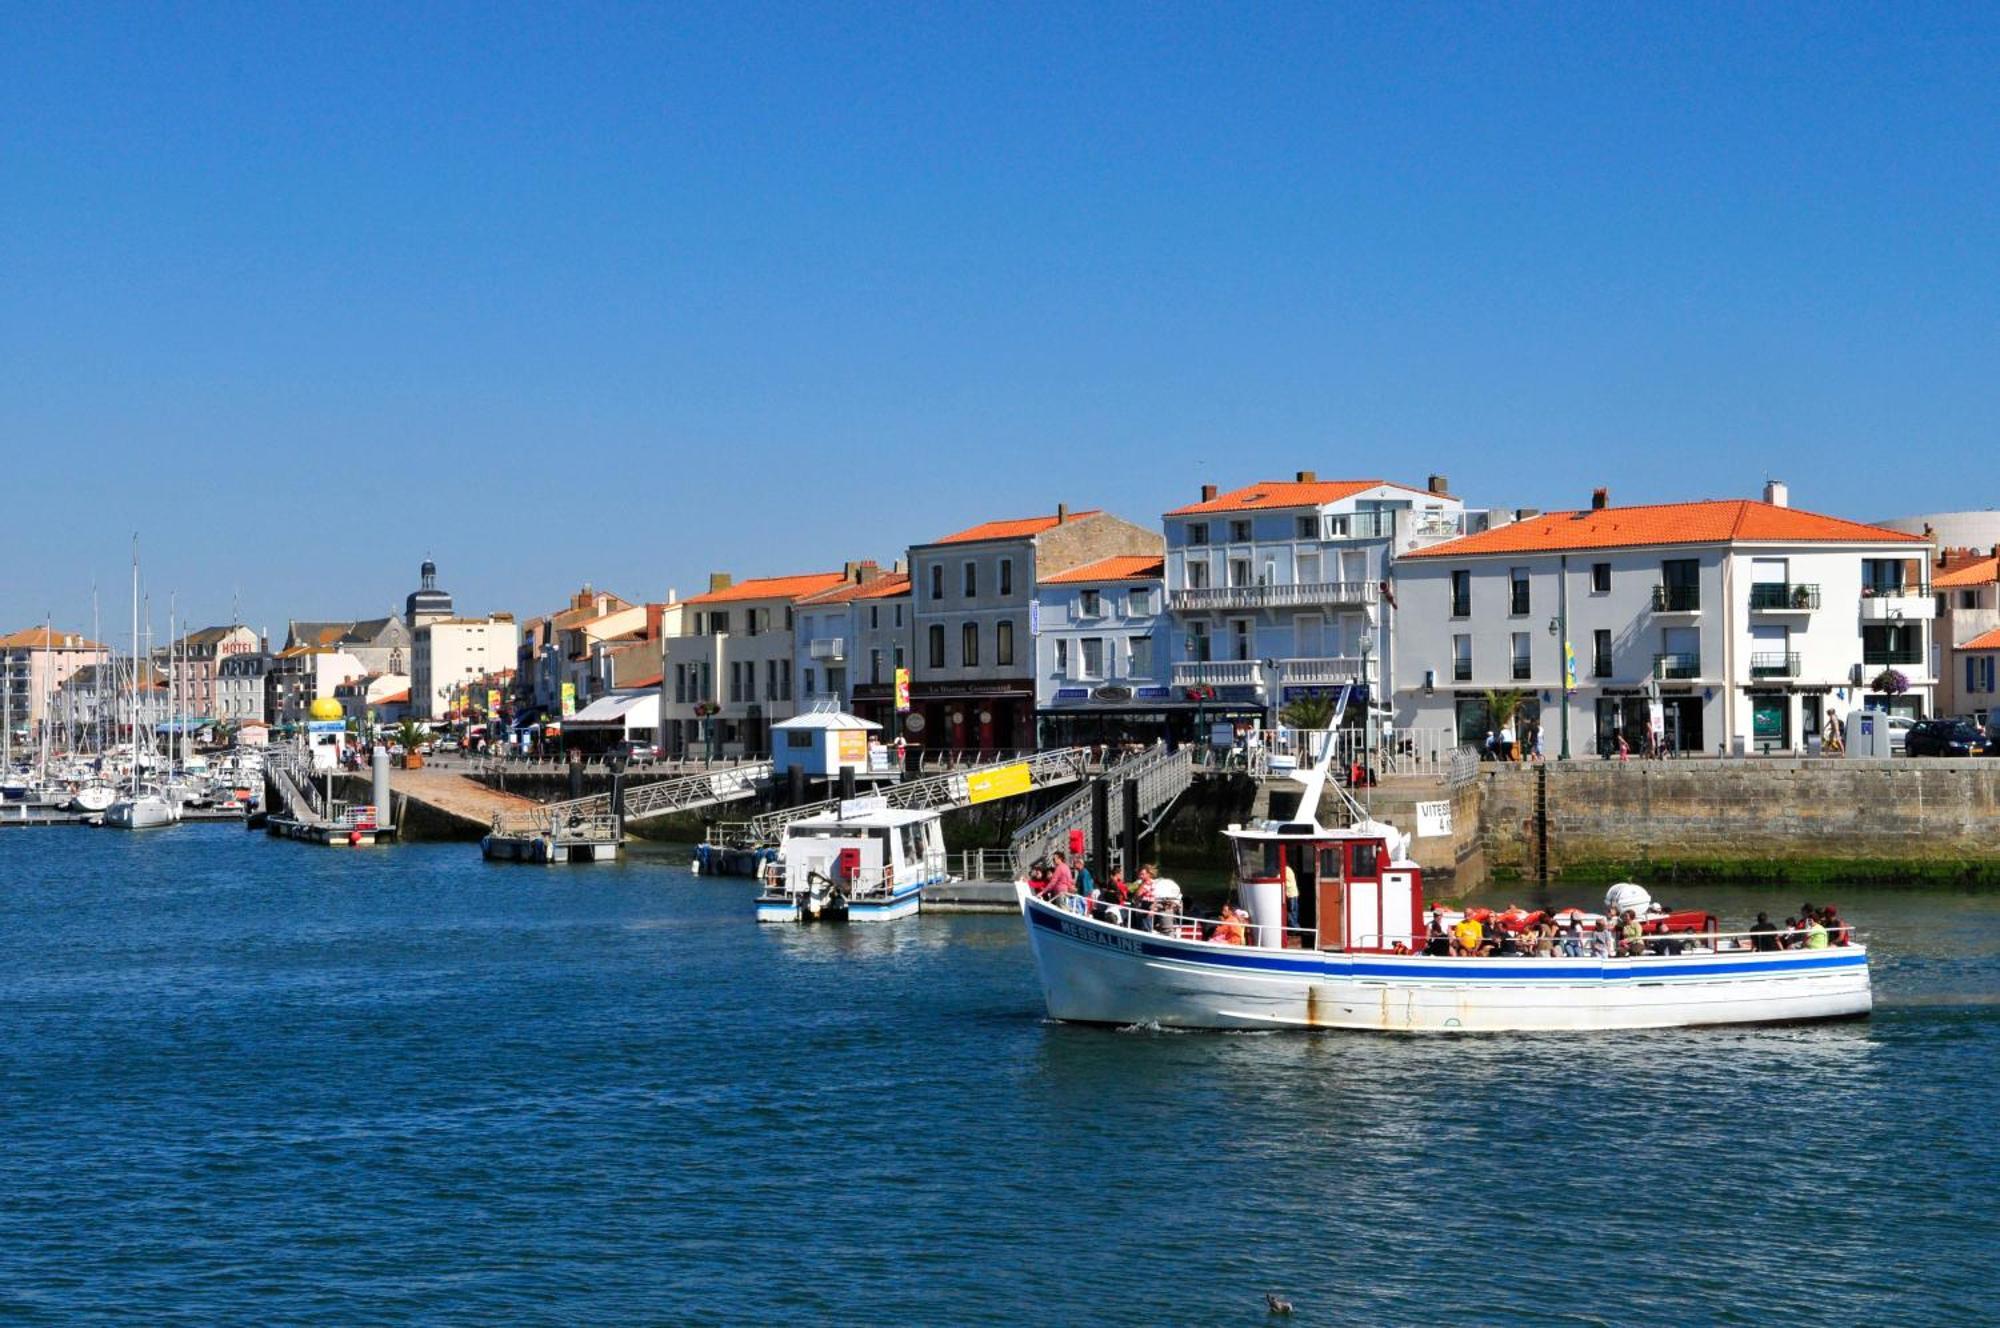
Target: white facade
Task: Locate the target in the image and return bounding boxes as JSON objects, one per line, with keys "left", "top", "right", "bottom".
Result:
{"left": 216, "top": 651, "right": 273, "bottom": 723}
{"left": 1391, "top": 499, "right": 1935, "bottom": 756}
{"left": 413, "top": 616, "right": 521, "bottom": 721}
{"left": 662, "top": 574, "right": 846, "bottom": 758}
{"left": 1033, "top": 561, "right": 1171, "bottom": 743}
{"left": 1163, "top": 476, "right": 1468, "bottom": 726}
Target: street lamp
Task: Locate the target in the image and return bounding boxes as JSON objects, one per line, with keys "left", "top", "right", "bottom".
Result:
{"left": 1546, "top": 612, "right": 1572, "bottom": 761}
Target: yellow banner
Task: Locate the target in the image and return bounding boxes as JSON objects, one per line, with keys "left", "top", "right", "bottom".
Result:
{"left": 964, "top": 762, "right": 1032, "bottom": 804}
{"left": 894, "top": 666, "right": 911, "bottom": 713}
{"left": 560, "top": 681, "right": 576, "bottom": 717}
{"left": 487, "top": 688, "right": 502, "bottom": 715}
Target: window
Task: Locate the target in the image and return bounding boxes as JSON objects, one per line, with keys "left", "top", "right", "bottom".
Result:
{"left": 870, "top": 605, "right": 880, "bottom": 629}
{"left": 1079, "top": 589, "right": 1101, "bottom": 617}
{"left": 1080, "top": 637, "right": 1105, "bottom": 679}
{"left": 1129, "top": 636, "right": 1153, "bottom": 678}
{"left": 928, "top": 625, "right": 945, "bottom": 669}
{"left": 961, "top": 622, "right": 979, "bottom": 668}
{"left": 964, "top": 562, "right": 977, "bottom": 597}
{"left": 1452, "top": 634, "right": 1472, "bottom": 682}
{"left": 1659, "top": 559, "right": 1700, "bottom": 611}
{"left": 729, "top": 661, "right": 744, "bottom": 702}
{"left": 1228, "top": 557, "right": 1252, "bottom": 587}
{"left": 1230, "top": 519, "right": 1252, "bottom": 543}
{"left": 1511, "top": 631, "right": 1532, "bottom": 680}
{"left": 1450, "top": 570, "right": 1471, "bottom": 618}
{"left": 1186, "top": 621, "right": 1210, "bottom": 663}
{"left": 869, "top": 649, "right": 883, "bottom": 684}
{"left": 710, "top": 610, "right": 730, "bottom": 635}
{"left": 1861, "top": 559, "right": 1910, "bottom": 596}
{"left": 996, "top": 619, "right": 1014, "bottom": 667}
{"left": 1186, "top": 558, "right": 1210, "bottom": 590}
{"left": 895, "top": 603, "right": 904, "bottom": 627}
{"left": 1296, "top": 515, "right": 1318, "bottom": 540}
{"left": 802, "top": 667, "right": 816, "bottom": 696}
{"left": 1128, "top": 587, "right": 1151, "bottom": 616}
{"left": 930, "top": 565, "right": 943, "bottom": 600}
{"left": 1593, "top": 629, "right": 1613, "bottom": 678}
{"left": 1056, "top": 639, "right": 1070, "bottom": 674}
{"left": 1509, "top": 567, "right": 1531, "bottom": 616}
{"left": 1591, "top": 562, "right": 1611, "bottom": 594}
{"left": 1230, "top": 619, "right": 1252, "bottom": 661}
{"left": 1187, "top": 523, "right": 1210, "bottom": 546}
{"left": 786, "top": 730, "right": 813, "bottom": 749}
{"left": 780, "top": 660, "right": 791, "bottom": 700}
{"left": 999, "top": 559, "right": 1013, "bottom": 596}
{"left": 1963, "top": 590, "right": 1979, "bottom": 610}
{"left": 893, "top": 644, "right": 906, "bottom": 671}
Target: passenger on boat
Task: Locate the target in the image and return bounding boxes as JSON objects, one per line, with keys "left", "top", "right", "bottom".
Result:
{"left": 1561, "top": 915, "right": 1584, "bottom": 957}
{"left": 1493, "top": 925, "right": 1521, "bottom": 957}
{"left": 1210, "top": 906, "right": 1247, "bottom": 946}
{"left": 1425, "top": 909, "right": 1451, "bottom": 957}
{"left": 1532, "top": 916, "right": 1558, "bottom": 958}
{"left": 1750, "top": 912, "right": 1781, "bottom": 952}
{"left": 1048, "top": 851, "right": 1074, "bottom": 897}
{"left": 1450, "top": 915, "right": 1484, "bottom": 957}
{"left": 1823, "top": 905, "right": 1850, "bottom": 945}
{"left": 1618, "top": 911, "right": 1647, "bottom": 957}
{"left": 1283, "top": 860, "right": 1299, "bottom": 930}
{"left": 1588, "top": 920, "right": 1614, "bottom": 958}
{"left": 1803, "top": 912, "right": 1829, "bottom": 949}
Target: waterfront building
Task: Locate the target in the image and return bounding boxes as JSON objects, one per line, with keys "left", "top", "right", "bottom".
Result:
{"left": 1391, "top": 483, "right": 1935, "bottom": 756}
{"left": 334, "top": 672, "right": 414, "bottom": 727}
{"left": 1034, "top": 555, "right": 1171, "bottom": 747}
{"left": 1, "top": 627, "right": 111, "bottom": 745}
{"left": 1162, "top": 473, "right": 1469, "bottom": 734}
{"left": 908, "top": 506, "right": 1161, "bottom": 752}
{"left": 1933, "top": 546, "right": 2000, "bottom": 721}
{"left": 661, "top": 571, "right": 849, "bottom": 758}
{"left": 155, "top": 624, "right": 260, "bottom": 723}
{"left": 794, "top": 563, "right": 910, "bottom": 718}
{"left": 282, "top": 616, "right": 411, "bottom": 677}
{"left": 411, "top": 613, "right": 519, "bottom": 722}
{"left": 216, "top": 649, "right": 274, "bottom": 724}
{"left": 267, "top": 647, "right": 368, "bottom": 727}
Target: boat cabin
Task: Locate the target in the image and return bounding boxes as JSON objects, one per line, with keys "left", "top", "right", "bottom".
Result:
{"left": 1225, "top": 822, "right": 1426, "bottom": 953}
{"left": 770, "top": 798, "right": 949, "bottom": 913}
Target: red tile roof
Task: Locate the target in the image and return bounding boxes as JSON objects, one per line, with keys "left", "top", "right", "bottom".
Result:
{"left": 1039, "top": 555, "right": 1165, "bottom": 585}
{"left": 623, "top": 673, "right": 664, "bottom": 689}
{"left": 1935, "top": 556, "right": 1998, "bottom": 589}
{"left": 0, "top": 627, "right": 109, "bottom": 650}
{"left": 682, "top": 572, "right": 850, "bottom": 606}
{"left": 1960, "top": 627, "right": 2000, "bottom": 652}
{"left": 377, "top": 690, "right": 411, "bottom": 705}
{"left": 1401, "top": 500, "right": 1925, "bottom": 559}
{"left": 1165, "top": 479, "right": 1436, "bottom": 516}
{"left": 801, "top": 573, "right": 914, "bottom": 605}
{"left": 929, "top": 511, "right": 1102, "bottom": 545}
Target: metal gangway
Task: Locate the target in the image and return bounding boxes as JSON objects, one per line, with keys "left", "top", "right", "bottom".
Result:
{"left": 1007, "top": 743, "right": 1193, "bottom": 877}
{"left": 508, "top": 760, "right": 777, "bottom": 831}
{"left": 742, "top": 747, "right": 1094, "bottom": 842}
{"left": 264, "top": 745, "right": 328, "bottom": 827}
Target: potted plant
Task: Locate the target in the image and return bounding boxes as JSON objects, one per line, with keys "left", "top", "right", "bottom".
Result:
{"left": 1869, "top": 668, "right": 1909, "bottom": 699}
{"left": 393, "top": 719, "right": 429, "bottom": 769}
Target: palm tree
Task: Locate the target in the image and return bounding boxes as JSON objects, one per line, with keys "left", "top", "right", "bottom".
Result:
{"left": 1279, "top": 693, "right": 1337, "bottom": 732}
{"left": 1485, "top": 688, "right": 1529, "bottom": 759}
{"left": 392, "top": 718, "right": 429, "bottom": 766}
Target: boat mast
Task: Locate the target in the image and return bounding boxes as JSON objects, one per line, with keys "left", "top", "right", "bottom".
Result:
{"left": 130, "top": 538, "right": 140, "bottom": 797}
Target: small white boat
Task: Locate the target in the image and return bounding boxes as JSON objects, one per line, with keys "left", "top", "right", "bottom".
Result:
{"left": 68, "top": 782, "right": 117, "bottom": 814}
{"left": 1017, "top": 707, "right": 1871, "bottom": 1034}
{"left": 756, "top": 800, "right": 952, "bottom": 923}
{"left": 103, "top": 787, "right": 178, "bottom": 830}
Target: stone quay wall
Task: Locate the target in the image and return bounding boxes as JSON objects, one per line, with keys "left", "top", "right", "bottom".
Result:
{"left": 1478, "top": 759, "right": 2000, "bottom": 886}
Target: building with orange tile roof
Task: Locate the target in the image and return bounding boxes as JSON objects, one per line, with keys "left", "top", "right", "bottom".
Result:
{"left": 1388, "top": 481, "right": 1938, "bottom": 758}
{"left": 1034, "top": 555, "right": 1173, "bottom": 744}
{"left": 908, "top": 505, "right": 1160, "bottom": 751}
{"left": 662, "top": 564, "right": 883, "bottom": 757}
{"left": 1162, "top": 471, "right": 1468, "bottom": 735}
{"left": 793, "top": 564, "right": 913, "bottom": 727}
{"left": 1, "top": 626, "right": 111, "bottom": 743}
{"left": 1931, "top": 544, "right": 2000, "bottom": 718}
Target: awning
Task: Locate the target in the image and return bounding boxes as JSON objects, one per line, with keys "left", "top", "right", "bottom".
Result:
{"left": 565, "top": 692, "right": 660, "bottom": 729}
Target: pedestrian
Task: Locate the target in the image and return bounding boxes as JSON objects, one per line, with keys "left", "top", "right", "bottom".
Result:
{"left": 1616, "top": 732, "right": 1630, "bottom": 763}
{"left": 1532, "top": 725, "right": 1545, "bottom": 764}
{"left": 1484, "top": 729, "right": 1497, "bottom": 762}
{"left": 1282, "top": 857, "right": 1299, "bottom": 932}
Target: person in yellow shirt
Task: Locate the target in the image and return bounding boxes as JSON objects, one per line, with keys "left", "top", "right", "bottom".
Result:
{"left": 1452, "top": 916, "right": 1484, "bottom": 956}
{"left": 1282, "top": 859, "right": 1299, "bottom": 933}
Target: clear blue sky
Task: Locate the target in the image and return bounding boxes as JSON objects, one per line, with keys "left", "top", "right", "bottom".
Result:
{"left": 3, "top": 3, "right": 1992, "bottom": 640}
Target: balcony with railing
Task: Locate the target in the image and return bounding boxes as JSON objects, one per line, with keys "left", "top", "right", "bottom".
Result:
{"left": 1650, "top": 585, "right": 1701, "bottom": 613}
{"left": 1169, "top": 580, "right": 1379, "bottom": 613}
{"left": 1862, "top": 645, "right": 1926, "bottom": 667}
{"left": 1749, "top": 652, "right": 1801, "bottom": 678}
{"left": 1750, "top": 583, "right": 1820, "bottom": 612}
{"left": 1653, "top": 652, "right": 1701, "bottom": 679}
{"left": 1171, "top": 659, "right": 1259, "bottom": 688}
{"left": 807, "top": 637, "right": 846, "bottom": 661}
{"left": 1858, "top": 587, "right": 1936, "bottom": 621}
{"left": 1170, "top": 656, "right": 1366, "bottom": 691}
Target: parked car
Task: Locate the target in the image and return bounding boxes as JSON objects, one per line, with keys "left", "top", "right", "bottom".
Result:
{"left": 1903, "top": 718, "right": 1989, "bottom": 758}
{"left": 1882, "top": 713, "right": 1914, "bottom": 755}
{"left": 615, "top": 740, "right": 659, "bottom": 764}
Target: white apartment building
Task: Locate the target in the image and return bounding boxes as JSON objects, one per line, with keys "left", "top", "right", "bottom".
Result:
{"left": 216, "top": 650, "right": 274, "bottom": 723}
{"left": 662, "top": 571, "right": 848, "bottom": 758}
{"left": 794, "top": 564, "right": 912, "bottom": 728}
{"left": 1392, "top": 486, "right": 1935, "bottom": 756}
{"left": 1163, "top": 474, "right": 1468, "bottom": 729}
{"left": 412, "top": 614, "right": 520, "bottom": 721}
{"left": 1033, "top": 555, "right": 1170, "bottom": 746}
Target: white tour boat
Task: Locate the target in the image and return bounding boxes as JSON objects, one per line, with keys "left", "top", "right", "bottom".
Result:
{"left": 756, "top": 798, "right": 952, "bottom": 923}
{"left": 1017, "top": 727, "right": 1871, "bottom": 1034}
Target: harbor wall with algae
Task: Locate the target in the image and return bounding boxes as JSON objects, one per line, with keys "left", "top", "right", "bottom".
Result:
{"left": 1476, "top": 759, "right": 2000, "bottom": 886}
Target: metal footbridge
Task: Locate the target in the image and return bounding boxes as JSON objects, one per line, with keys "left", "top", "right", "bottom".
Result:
{"left": 490, "top": 760, "right": 775, "bottom": 836}
{"left": 742, "top": 747, "right": 1093, "bottom": 841}
{"left": 1007, "top": 744, "right": 1193, "bottom": 876}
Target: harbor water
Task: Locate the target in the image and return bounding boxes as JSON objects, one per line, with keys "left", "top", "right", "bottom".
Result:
{"left": 2, "top": 827, "right": 1995, "bottom": 1325}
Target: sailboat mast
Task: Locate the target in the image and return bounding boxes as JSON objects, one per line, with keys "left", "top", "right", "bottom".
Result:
{"left": 130, "top": 538, "right": 140, "bottom": 797}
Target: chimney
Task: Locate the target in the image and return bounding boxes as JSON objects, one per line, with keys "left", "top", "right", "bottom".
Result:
{"left": 708, "top": 572, "right": 733, "bottom": 593}
{"left": 857, "top": 560, "right": 882, "bottom": 585}
{"left": 1056, "top": 502, "right": 1069, "bottom": 523}
{"left": 1763, "top": 479, "right": 1789, "bottom": 508}
{"left": 1200, "top": 483, "right": 1218, "bottom": 502}
{"left": 1591, "top": 487, "right": 1609, "bottom": 511}
{"left": 1428, "top": 474, "right": 1449, "bottom": 495}
{"left": 1296, "top": 470, "right": 1317, "bottom": 483}
{"left": 1515, "top": 507, "right": 1540, "bottom": 521}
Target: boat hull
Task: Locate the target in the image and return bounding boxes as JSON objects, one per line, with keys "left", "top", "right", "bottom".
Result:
{"left": 1019, "top": 886, "right": 1872, "bottom": 1033}
{"left": 756, "top": 880, "right": 932, "bottom": 924}
{"left": 102, "top": 796, "right": 177, "bottom": 830}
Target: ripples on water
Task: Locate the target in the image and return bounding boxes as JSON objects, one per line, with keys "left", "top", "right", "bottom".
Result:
{"left": 0, "top": 829, "right": 1993, "bottom": 1325}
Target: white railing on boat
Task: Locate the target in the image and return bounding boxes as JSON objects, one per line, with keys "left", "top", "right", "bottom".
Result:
{"left": 759, "top": 852, "right": 947, "bottom": 903}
